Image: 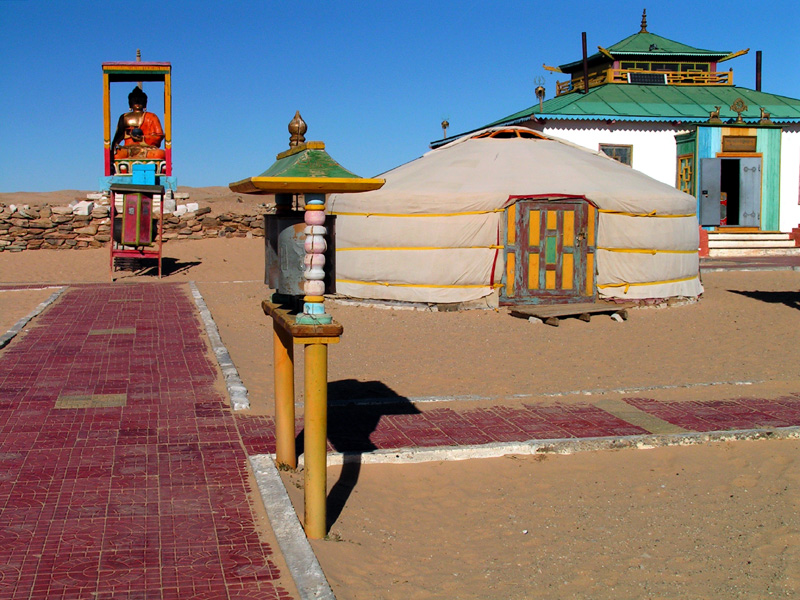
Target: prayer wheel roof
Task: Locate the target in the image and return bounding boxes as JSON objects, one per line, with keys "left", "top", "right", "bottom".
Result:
{"left": 229, "top": 112, "right": 384, "bottom": 195}
{"left": 229, "top": 141, "right": 384, "bottom": 194}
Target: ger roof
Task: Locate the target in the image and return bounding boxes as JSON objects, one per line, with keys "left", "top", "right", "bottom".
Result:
{"left": 431, "top": 85, "right": 800, "bottom": 148}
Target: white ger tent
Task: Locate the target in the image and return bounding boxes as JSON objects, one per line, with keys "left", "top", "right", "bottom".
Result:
{"left": 328, "top": 127, "right": 702, "bottom": 305}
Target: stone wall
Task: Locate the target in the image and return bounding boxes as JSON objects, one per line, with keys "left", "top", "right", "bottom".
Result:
{"left": 0, "top": 203, "right": 268, "bottom": 253}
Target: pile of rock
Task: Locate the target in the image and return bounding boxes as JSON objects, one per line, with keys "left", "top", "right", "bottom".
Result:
{"left": 0, "top": 203, "right": 112, "bottom": 252}
{"left": 0, "top": 199, "right": 270, "bottom": 252}
{"left": 161, "top": 206, "right": 267, "bottom": 242}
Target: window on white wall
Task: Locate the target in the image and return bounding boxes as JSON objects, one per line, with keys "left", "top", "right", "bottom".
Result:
{"left": 599, "top": 144, "right": 633, "bottom": 166}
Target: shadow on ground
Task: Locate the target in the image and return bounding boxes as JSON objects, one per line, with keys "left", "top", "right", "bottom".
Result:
{"left": 112, "top": 257, "right": 201, "bottom": 278}
{"left": 729, "top": 289, "right": 800, "bottom": 311}
{"left": 295, "top": 379, "right": 420, "bottom": 529}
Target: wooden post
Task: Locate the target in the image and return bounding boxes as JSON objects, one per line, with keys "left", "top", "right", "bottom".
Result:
{"left": 263, "top": 300, "right": 342, "bottom": 538}
{"left": 273, "top": 323, "right": 296, "bottom": 469}
{"left": 303, "top": 342, "right": 329, "bottom": 539}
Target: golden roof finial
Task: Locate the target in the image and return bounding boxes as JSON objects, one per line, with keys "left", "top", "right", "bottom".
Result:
{"left": 288, "top": 111, "right": 307, "bottom": 148}
{"left": 640, "top": 9, "right": 648, "bottom": 33}
{"left": 136, "top": 49, "right": 142, "bottom": 89}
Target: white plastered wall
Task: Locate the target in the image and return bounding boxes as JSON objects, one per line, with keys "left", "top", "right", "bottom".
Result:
{"left": 780, "top": 126, "right": 800, "bottom": 232}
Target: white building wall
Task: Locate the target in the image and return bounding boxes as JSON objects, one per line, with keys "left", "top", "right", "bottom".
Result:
{"left": 779, "top": 126, "right": 800, "bottom": 232}
{"left": 535, "top": 120, "right": 687, "bottom": 187}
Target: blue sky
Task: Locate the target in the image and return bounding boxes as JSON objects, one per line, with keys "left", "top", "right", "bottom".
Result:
{"left": 1, "top": 0, "right": 798, "bottom": 192}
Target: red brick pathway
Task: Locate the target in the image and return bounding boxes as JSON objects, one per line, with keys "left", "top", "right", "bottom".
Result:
{"left": 0, "top": 284, "right": 293, "bottom": 600}
{"left": 4, "top": 282, "right": 800, "bottom": 598}
{"left": 237, "top": 396, "right": 800, "bottom": 456}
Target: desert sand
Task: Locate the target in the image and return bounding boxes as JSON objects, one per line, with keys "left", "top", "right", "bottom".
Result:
{"left": 2, "top": 188, "right": 800, "bottom": 599}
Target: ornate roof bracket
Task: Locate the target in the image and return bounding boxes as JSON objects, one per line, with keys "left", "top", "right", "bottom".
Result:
{"left": 731, "top": 98, "right": 748, "bottom": 124}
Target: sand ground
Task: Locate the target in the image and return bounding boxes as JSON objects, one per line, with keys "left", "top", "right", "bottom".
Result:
{"left": 2, "top": 217, "right": 800, "bottom": 599}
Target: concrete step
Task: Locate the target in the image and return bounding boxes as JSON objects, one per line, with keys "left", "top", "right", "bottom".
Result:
{"left": 708, "top": 240, "right": 797, "bottom": 248}
{"left": 709, "top": 233, "right": 792, "bottom": 241}
{"left": 709, "top": 247, "right": 800, "bottom": 257}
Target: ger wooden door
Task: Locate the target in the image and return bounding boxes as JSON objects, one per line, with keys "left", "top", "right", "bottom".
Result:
{"left": 502, "top": 198, "right": 596, "bottom": 304}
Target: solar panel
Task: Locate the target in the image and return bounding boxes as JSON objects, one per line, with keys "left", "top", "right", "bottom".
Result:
{"left": 627, "top": 72, "right": 668, "bottom": 85}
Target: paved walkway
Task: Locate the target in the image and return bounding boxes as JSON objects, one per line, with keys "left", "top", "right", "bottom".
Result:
{"left": 0, "top": 284, "right": 293, "bottom": 600}
{"left": 2, "top": 280, "right": 800, "bottom": 599}
{"left": 237, "top": 395, "right": 800, "bottom": 457}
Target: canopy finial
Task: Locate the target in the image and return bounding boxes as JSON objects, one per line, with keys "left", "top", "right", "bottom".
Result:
{"left": 640, "top": 9, "right": 648, "bottom": 33}
{"left": 288, "top": 111, "right": 307, "bottom": 148}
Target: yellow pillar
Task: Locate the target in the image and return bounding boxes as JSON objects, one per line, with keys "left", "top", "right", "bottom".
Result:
{"left": 273, "top": 324, "right": 296, "bottom": 469}
{"left": 303, "top": 342, "right": 328, "bottom": 539}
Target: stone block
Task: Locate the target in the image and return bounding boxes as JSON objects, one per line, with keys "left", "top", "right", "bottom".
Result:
{"left": 195, "top": 206, "right": 212, "bottom": 217}
{"left": 50, "top": 214, "right": 73, "bottom": 223}
{"left": 94, "top": 234, "right": 111, "bottom": 242}
{"left": 174, "top": 205, "right": 188, "bottom": 216}
{"left": 72, "top": 201, "right": 94, "bottom": 216}
{"left": 185, "top": 202, "right": 199, "bottom": 212}
{"left": 74, "top": 225, "right": 98, "bottom": 235}
{"left": 51, "top": 206, "right": 73, "bottom": 215}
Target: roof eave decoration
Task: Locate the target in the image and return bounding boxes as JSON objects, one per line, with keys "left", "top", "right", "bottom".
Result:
{"left": 717, "top": 48, "right": 750, "bottom": 63}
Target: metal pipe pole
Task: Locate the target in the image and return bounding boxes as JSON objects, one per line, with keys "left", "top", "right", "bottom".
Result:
{"left": 582, "top": 32, "right": 589, "bottom": 94}
{"left": 756, "top": 50, "right": 762, "bottom": 92}
{"left": 273, "top": 324, "right": 296, "bottom": 469}
{"left": 303, "top": 342, "right": 329, "bottom": 539}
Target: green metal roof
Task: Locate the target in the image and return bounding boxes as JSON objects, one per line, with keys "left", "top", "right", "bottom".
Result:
{"left": 431, "top": 85, "right": 800, "bottom": 148}
{"left": 490, "top": 84, "right": 800, "bottom": 124}
{"left": 258, "top": 146, "right": 361, "bottom": 179}
{"left": 559, "top": 31, "right": 730, "bottom": 72}
{"left": 610, "top": 31, "right": 728, "bottom": 56}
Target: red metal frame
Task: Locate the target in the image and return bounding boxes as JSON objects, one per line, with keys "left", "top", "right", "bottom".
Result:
{"left": 109, "top": 188, "right": 164, "bottom": 279}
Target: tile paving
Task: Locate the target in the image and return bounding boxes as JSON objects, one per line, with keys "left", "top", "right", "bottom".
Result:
{"left": 2, "top": 281, "right": 800, "bottom": 598}
{"left": 0, "top": 284, "right": 293, "bottom": 600}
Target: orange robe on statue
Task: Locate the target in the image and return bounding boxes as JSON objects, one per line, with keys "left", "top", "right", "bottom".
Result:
{"left": 124, "top": 112, "right": 164, "bottom": 148}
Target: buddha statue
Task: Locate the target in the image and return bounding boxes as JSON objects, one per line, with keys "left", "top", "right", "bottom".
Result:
{"left": 112, "top": 86, "right": 165, "bottom": 155}
{"left": 113, "top": 127, "right": 166, "bottom": 160}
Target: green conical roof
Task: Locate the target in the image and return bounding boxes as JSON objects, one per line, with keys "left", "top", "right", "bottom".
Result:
{"left": 258, "top": 144, "right": 362, "bottom": 179}
{"left": 229, "top": 142, "right": 384, "bottom": 195}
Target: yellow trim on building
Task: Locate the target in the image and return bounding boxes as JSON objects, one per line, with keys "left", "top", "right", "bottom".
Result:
{"left": 598, "top": 210, "right": 696, "bottom": 218}
{"left": 597, "top": 275, "right": 699, "bottom": 294}
{"left": 336, "top": 246, "right": 503, "bottom": 251}
{"left": 598, "top": 247, "right": 698, "bottom": 255}
{"left": 330, "top": 209, "right": 505, "bottom": 218}
{"left": 337, "top": 279, "right": 502, "bottom": 289}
